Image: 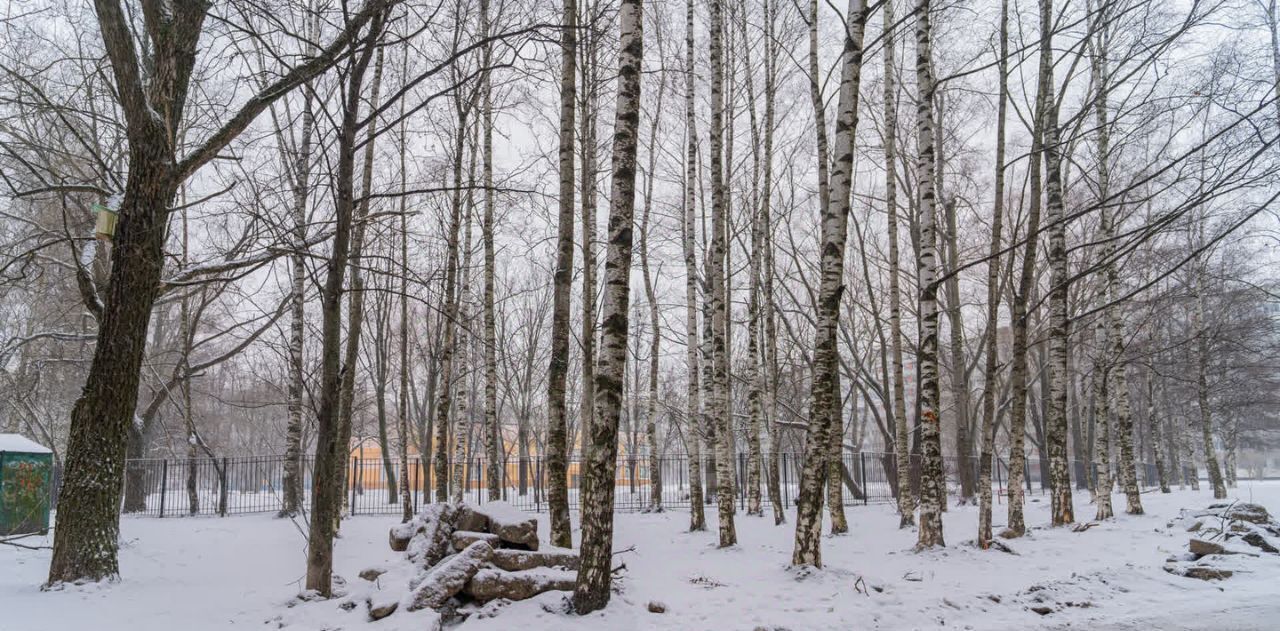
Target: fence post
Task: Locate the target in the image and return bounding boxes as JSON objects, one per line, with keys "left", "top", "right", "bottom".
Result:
{"left": 219, "top": 457, "right": 229, "bottom": 517}
{"left": 995, "top": 456, "right": 1003, "bottom": 502}
{"left": 159, "top": 459, "right": 168, "bottom": 518}
{"left": 782, "top": 453, "right": 790, "bottom": 509}
{"left": 350, "top": 457, "right": 358, "bottom": 515}
{"left": 860, "top": 452, "right": 868, "bottom": 505}
{"left": 414, "top": 459, "right": 422, "bottom": 514}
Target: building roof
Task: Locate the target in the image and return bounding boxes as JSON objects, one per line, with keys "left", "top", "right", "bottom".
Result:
{"left": 0, "top": 434, "right": 52, "bottom": 454}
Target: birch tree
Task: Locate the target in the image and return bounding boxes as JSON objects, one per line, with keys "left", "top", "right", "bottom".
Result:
{"left": 913, "top": 0, "right": 945, "bottom": 550}
{"left": 708, "top": 0, "right": 737, "bottom": 549}
{"left": 792, "top": 0, "right": 867, "bottom": 568}
{"left": 977, "top": 0, "right": 1009, "bottom": 550}
{"left": 639, "top": 20, "right": 668, "bottom": 514}
{"left": 546, "top": 0, "right": 579, "bottom": 549}
{"left": 573, "top": 0, "right": 644, "bottom": 612}
{"left": 882, "top": 0, "right": 916, "bottom": 530}
{"left": 1038, "top": 0, "right": 1074, "bottom": 527}
{"left": 682, "top": 0, "right": 707, "bottom": 532}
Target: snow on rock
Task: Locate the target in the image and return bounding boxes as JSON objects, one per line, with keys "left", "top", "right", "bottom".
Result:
{"left": 1223, "top": 502, "right": 1271, "bottom": 525}
{"left": 490, "top": 548, "right": 580, "bottom": 572}
{"left": 366, "top": 594, "right": 399, "bottom": 620}
{"left": 456, "top": 504, "right": 490, "bottom": 532}
{"left": 1241, "top": 531, "right": 1279, "bottom": 553}
{"left": 452, "top": 530, "right": 501, "bottom": 550}
{"left": 406, "top": 503, "right": 457, "bottom": 568}
{"left": 474, "top": 501, "right": 539, "bottom": 550}
{"left": 408, "top": 540, "right": 494, "bottom": 612}
{"left": 463, "top": 567, "right": 576, "bottom": 603}
{"left": 1166, "top": 564, "right": 1234, "bottom": 581}
{"left": 1188, "top": 538, "right": 1227, "bottom": 557}
{"left": 358, "top": 567, "right": 387, "bottom": 582}
{"left": 389, "top": 520, "right": 420, "bottom": 552}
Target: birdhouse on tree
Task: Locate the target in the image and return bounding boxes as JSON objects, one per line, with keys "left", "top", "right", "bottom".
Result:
{"left": 93, "top": 201, "right": 118, "bottom": 241}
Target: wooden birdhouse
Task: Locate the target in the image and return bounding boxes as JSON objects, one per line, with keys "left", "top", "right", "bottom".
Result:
{"left": 93, "top": 202, "right": 118, "bottom": 241}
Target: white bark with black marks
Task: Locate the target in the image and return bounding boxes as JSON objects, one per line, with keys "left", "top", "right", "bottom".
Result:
{"left": 791, "top": 0, "right": 867, "bottom": 568}
{"left": 573, "top": 0, "right": 643, "bottom": 613}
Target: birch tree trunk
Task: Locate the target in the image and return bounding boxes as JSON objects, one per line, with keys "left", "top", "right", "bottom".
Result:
{"left": 738, "top": 1, "right": 765, "bottom": 520}
{"left": 546, "top": 0, "right": 578, "bottom": 549}
{"left": 573, "top": 0, "right": 643, "bottom": 612}
{"left": 1193, "top": 259, "right": 1227, "bottom": 499}
{"left": 683, "top": 0, "right": 706, "bottom": 531}
{"left": 913, "top": 0, "right": 946, "bottom": 550}
{"left": 372, "top": 298, "right": 397, "bottom": 504}
{"left": 761, "top": 0, "right": 785, "bottom": 526}
{"left": 1224, "top": 416, "right": 1238, "bottom": 487}
{"left": 977, "top": 0, "right": 1009, "bottom": 550}
{"left": 882, "top": 0, "right": 915, "bottom": 530}
{"left": 580, "top": 2, "right": 600, "bottom": 446}
{"left": 1147, "top": 373, "right": 1170, "bottom": 493}
{"left": 1184, "top": 413, "right": 1200, "bottom": 490}
{"left": 791, "top": 0, "right": 867, "bottom": 568}
{"left": 479, "top": 0, "right": 501, "bottom": 502}
{"left": 452, "top": 134, "right": 479, "bottom": 504}
{"left": 640, "top": 39, "right": 667, "bottom": 513}
{"left": 1094, "top": 344, "right": 1114, "bottom": 520}
{"left": 181, "top": 209, "right": 198, "bottom": 516}
{"left": 1103, "top": 181, "right": 1141, "bottom": 515}
{"left": 1038, "top": 0, "right": 1075, "bottom": 527}
{"left": 397, "top": 48, "right": 413, "bottom": 522}
{"left": 708, "top": 0, "right": 737, "bottom": 548}
{"left": 1086, "top": 3, "right": 1142, "bottom": 515}
{"left": 828, "top": 378, "right": 848, "bottom": 534}
{"left": 280, "top": 75, "right": 315, "bottom": 520}
{"left": 433, "top": 98, "right": 471, "bottom": 503}
{"left": 796, "top": 0, "right": 834, "bottom": 544}
{"left": 943, "top": 193, "right": 973, "bottom": 506}
{"left": 1003, "top": 0, "right": 1050, "bottom": 537}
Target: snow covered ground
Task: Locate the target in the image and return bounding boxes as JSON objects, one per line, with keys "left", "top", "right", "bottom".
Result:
{"left": 3, "top": 482, "right": 1279, "bottom": 630}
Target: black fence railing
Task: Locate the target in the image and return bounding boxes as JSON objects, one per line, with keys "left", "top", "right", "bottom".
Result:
{"left": 111, "top": 451, "right": 1166, "bottom": 518}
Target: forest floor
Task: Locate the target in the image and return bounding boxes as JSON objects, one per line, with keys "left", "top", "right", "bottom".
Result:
{"left": 3, "top": 481, "right": 1278, "bottom": 630}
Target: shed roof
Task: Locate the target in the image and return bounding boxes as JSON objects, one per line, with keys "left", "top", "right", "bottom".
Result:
{"left": 0, "top": 434, "right": 52, "bottom": 454}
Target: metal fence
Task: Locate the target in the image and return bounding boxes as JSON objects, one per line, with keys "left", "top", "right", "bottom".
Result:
{"left": 113, "top": 451, "right": 1166, "bottom": 518}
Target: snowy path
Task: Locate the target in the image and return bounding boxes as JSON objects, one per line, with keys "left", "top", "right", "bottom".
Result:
{"left": 2, "top": 482, "right": 1277, "bottom": 630}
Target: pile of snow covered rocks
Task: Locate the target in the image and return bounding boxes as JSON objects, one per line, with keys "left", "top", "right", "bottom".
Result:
{"left": 281, "top": 501, "right": 578, "bottom": 629}
{"left": 375, "top": 501, "right": 576, "bottom": 624}
{"left": 1164, "top": 501, "right": 1280, "bottom": 581}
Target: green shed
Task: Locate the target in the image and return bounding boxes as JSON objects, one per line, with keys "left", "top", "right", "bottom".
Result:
{"left": 0, "top": 433, "right": 53, "bottom": 536}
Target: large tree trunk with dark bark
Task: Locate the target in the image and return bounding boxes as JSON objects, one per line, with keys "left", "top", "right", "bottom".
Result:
{"left": 50, "top": 0, "right": 390, "bottom": 586}
{"left": 305, "top": 13, "right": 386, "bottom": 596}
